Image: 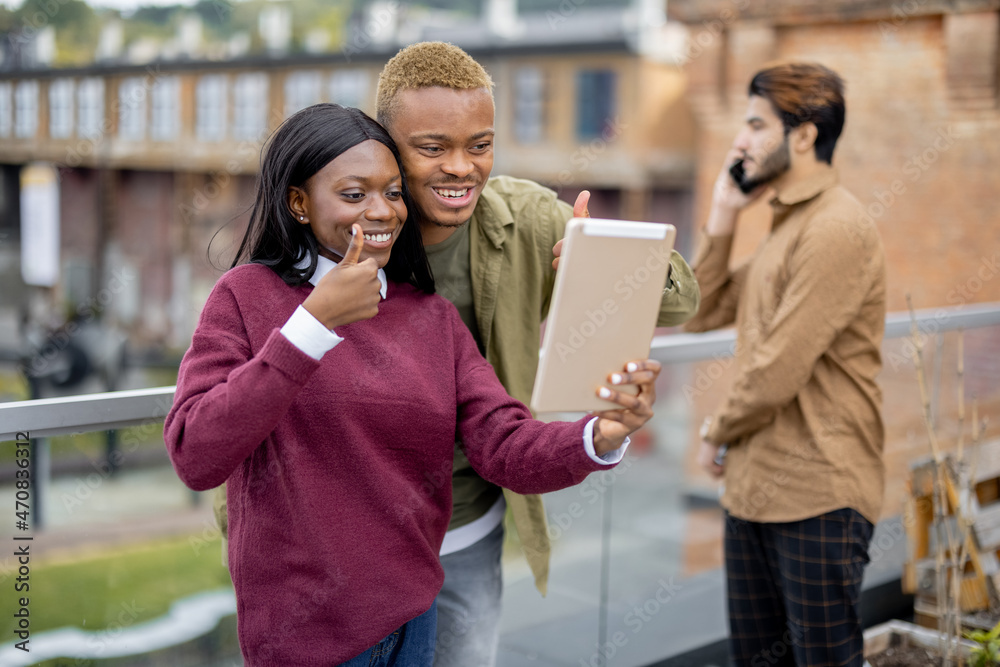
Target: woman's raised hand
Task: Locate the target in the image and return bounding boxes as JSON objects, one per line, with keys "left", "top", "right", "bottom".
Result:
{"left": 302, "top": 224, "right": 383, "bottom": 329}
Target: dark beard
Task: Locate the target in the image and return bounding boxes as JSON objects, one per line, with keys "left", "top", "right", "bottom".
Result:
{"left": 736, "top": 136, "right": 791, "bottom": 194}
{"left": 429, "top": 219, "right": 470, "bottom": 230}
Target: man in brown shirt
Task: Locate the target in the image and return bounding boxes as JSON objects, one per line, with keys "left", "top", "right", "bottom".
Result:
{"left": 685, "top": 63, "right": 886, "bottom": 666}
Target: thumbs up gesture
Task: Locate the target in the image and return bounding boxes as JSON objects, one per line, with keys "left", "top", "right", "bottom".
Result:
{"left": 302, "top": 224, "right": 383, "bottom": 329}
{"left": 551, "top": 190, "right": 591, "bottom": 271}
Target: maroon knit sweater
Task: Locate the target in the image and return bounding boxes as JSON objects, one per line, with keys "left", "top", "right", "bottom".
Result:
{"left": 164, "top": 263, "right": 612, "bottom": 665}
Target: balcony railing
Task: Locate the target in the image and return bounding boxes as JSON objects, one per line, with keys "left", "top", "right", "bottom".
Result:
{"left": 3, "top": 301, "right": 999, "bottom": 441}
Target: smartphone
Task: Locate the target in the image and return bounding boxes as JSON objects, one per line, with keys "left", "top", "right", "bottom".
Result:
{"left": 729, "top": 159, "right": 754, "bottom": 194}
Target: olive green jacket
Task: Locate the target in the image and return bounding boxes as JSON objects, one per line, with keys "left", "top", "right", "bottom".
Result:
{"left": 467, "top": 176, "right": 700, "bottom": 594}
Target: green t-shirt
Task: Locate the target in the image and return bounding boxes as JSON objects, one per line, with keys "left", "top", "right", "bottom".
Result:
{"left": 424, "top": 222, "right": 503, "bottom": 530}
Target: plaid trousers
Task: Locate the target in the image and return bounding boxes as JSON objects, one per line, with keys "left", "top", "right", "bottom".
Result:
{"left": 724, "top": 508, "right": 874, "bottom": 667}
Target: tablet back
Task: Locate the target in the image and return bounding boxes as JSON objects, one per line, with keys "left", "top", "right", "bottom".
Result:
{"left": 530, "top": 218, "right": 676, "bottom": 413}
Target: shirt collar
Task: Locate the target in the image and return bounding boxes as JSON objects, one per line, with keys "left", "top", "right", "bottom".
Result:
{"left": 470, "top": 178, "right": 511, "bottom": 250}
{"left": 295, "top": 254, "right": 388, "bottom": 299}
{"left": 770, "top": 166, "right": 839, "bottom": 208}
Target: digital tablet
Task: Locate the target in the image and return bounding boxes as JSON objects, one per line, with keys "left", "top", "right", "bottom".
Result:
{"left": 530, "top": 218, "right": 676, "bottom": 413}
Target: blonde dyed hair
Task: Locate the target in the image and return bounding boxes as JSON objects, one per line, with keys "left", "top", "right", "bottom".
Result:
{"left": 376, "top": 42, "right": 494, "bottom": 128}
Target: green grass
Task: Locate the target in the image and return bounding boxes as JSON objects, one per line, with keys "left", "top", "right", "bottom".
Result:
{"left": 0, "top": 424, "right": 166, "bottom": 466}
{"left": 0, "top": 369, "right": 30, "bottom": 402}
{"left": 1, "top": 534, "right": 232, "bottom": 639}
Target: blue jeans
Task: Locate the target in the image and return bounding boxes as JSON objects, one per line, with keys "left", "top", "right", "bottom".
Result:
{"left": 433, "top": 522, "right": 504, "bottom": 667}
{"left": 339, "top": 602, "right": 437, "bottom": 667}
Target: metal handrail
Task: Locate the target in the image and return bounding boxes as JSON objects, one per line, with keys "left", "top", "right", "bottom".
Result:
{"left": 3, "top": 301, "right": 999, "bottom": 441}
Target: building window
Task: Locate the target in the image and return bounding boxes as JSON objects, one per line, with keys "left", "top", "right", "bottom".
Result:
{"left": 77, "top": 78, "right": 105, "bottom": 140}
{"left": 233, "top": 72, "right": 269, "bottom": 141}
{"left": 49, "top": 78, "right": 74, "bottom": 139}
{"left": 0, "top": 82, "right": 13, "bottom": 138}
{"left": 330, "top": 70, "right": 369, "bottom": 111}
{"left": 151, "top": 76, "right": 180, "bottom": 141}
{"left": 119, "top": 77, "right": 147, "bottom": 141}
{"left": 513, "top": 66, "right": 545, "bottom": 144}
{"left": 15, "top": 80, "right": 39, "bottom": 139}
{"left": 284, "top": 70, "right": 322, "bottom": 117}
{"left": 196, "top": 74, "right": 228, "bottom": 142}
{"left": 575, "top": 69, "right": 616, "bottom": 141}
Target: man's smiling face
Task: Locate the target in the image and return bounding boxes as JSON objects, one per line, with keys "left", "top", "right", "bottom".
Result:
{"left": 386, "top": 86, "right": 495, "bottom": 243}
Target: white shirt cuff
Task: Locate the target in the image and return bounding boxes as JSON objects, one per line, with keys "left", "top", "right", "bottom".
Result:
{"left": 583, "top": 416, "right": 629, "bottom": 465}
{"left": 279, "top": 305, "right": 344, "bottom": 360}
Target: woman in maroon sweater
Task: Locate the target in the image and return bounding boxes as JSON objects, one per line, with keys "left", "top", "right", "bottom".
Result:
{"left": 164, "top": 104, "right": 661, "bottom": 666}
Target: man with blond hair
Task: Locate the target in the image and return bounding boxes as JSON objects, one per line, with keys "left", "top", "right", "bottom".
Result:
{"left": 685, "top": 63, "right": 886, "bottom": 666}
{"left": 376, "top": 42, "right": 700, "bottom": 666}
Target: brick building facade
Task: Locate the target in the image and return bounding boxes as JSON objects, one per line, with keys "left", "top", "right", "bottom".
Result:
{"left": 669, "top": 0, "right": 1000, "bottom": 568}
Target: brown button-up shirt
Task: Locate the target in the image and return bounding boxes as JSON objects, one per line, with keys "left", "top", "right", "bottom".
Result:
{"left": 685, "top": 167, "right": 887, "bottom": 524}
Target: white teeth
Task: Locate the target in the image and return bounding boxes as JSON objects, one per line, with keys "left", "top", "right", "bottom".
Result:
{"left": 434, "top": 188, "right": 469, "bottom": 199}
{"left": 363, "top": 233, "right": 391, "bottom": 242}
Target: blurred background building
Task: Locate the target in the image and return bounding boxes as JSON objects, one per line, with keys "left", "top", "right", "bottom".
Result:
{"left": 0, "top": 0, "right": 698, "bottom": 355}
{"left": 0, "top": 0, "right": 998, "bottom": 665}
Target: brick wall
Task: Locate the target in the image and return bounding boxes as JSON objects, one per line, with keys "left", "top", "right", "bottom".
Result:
{"left": 672, "top": 4, "right": 1000, "bottom": 530}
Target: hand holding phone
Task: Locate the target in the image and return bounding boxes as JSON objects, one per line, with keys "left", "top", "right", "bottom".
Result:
{"left": 728, "top": 159, "right": 745, "bottom": 187}
{"left": 729, "top": 158, "right": 759, "bottom": 195}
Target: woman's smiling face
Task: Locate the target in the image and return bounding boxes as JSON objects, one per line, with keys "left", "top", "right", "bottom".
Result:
{"left": 288, "top": 139, "right": 408, "bottom": 268}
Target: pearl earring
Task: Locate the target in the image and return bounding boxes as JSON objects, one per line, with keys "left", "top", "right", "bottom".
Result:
{"left": 299, "top": 216, "right": 304, "bottom": 221}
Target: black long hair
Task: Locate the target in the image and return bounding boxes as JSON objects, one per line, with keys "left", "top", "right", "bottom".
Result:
{"left": 232, "top": 103, "right": 434, "bottom": 293}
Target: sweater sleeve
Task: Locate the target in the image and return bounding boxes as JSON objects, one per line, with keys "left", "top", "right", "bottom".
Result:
{"left": 164, "top": 280, "right": 321, "bottom": 491}
{"left": 450, "top": 306, "right": 612, "bottom": 493}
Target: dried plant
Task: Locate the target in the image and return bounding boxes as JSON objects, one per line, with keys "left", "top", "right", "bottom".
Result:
{"left": 906, "top": 296, "right": 988, "bottom": 667}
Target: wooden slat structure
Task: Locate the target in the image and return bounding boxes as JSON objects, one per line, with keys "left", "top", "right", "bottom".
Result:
{"left": 905, "top": 438, "right": 1000, "bottom": 627}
